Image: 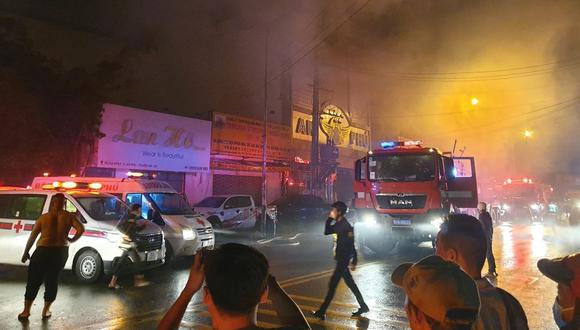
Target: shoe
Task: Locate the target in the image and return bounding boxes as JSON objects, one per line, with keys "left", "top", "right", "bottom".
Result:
{"left": 108, "top": 284, "right": 123, "bottom": 290}
{"left": 485, "top": 271, "right": 498, "bottom": 278}
{"left": 42, "top": 311, "right": 52, "bottom": 320}
{"left": 17, "top": 313, "right": 30, "bottom": 321}
{"left": 311, "top": 310, "right": 326, "bottom": 320}
{"left": 352, "top": 305, "right": 370, "bottom": 317}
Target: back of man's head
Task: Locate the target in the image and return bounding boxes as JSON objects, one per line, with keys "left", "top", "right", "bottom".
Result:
{"left": 436, "top": 214, "right": 487, "bottom": 275}
{"left": 204, "top": 243, "right": 269, "bottom": 315}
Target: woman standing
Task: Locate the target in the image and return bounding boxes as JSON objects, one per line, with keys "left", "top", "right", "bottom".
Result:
{"left": 18, "top": 193, "right": 85, "bottom": 321}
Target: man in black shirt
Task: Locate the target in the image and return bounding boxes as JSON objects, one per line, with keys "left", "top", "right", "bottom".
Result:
{"left": 312, "top": 201, "right": 369, "bottom": 320}
{"left": 478, "top": 202, "right": 497, "bottom": 277}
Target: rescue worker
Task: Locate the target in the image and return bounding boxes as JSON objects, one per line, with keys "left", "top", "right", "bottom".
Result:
{"left": 478, "top": 201, "right": 497, "bottom": 277}
{"left": 312, "top": 201, "right": 369, "bottom": 320}
{"left": 108, "top": 204, "right": 150, "bottom": 289}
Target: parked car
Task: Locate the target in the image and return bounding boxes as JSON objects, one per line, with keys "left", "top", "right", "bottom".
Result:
{"left": 194, "top": 195, "right": 257, "bottom": 230}
{"left": 271, "top": 194, "right": 330, "bottom": 232}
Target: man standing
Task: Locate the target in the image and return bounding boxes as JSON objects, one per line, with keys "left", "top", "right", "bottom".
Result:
{"left": 478, "top": 201, "right": 497, "bottom": 277}
{"left": 312, "top": 201, "right": 369, "bottom": 320}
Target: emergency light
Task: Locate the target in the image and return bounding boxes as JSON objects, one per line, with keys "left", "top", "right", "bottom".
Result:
{"left": 380, "top": 140, "right": 422, "bottom": 149}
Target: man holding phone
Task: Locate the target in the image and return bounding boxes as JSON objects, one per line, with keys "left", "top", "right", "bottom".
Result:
{"left": 158, "top": 244, "right": 310, "bottom": 330}
{"left": 312, "top": 201, "right": 369, "bottom": 320}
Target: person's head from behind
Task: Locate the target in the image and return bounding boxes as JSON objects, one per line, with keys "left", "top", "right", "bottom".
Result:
{"left": 203, "top": 243, "right": 269, "bottom": 322}
{"left": 436, "top": 214, "right": 487, "bottom": 277}
{"left": 477, "top": 202, "right": 487, "bottom": 213}
{"left": 391, "top": 255, "right": 480, "bottom": 330}
{"left": 329, "top": 201, "right": 347, "bottom": 220}
{"left": 49, "top": 193, "right": 65, "bottom": 212}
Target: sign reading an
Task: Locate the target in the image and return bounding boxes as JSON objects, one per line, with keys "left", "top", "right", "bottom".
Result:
{"left": 293, "top": 105, "right": 370, "bottom": 151}
{"left": 97, "top": 103, "right": 211, "bottom": 172}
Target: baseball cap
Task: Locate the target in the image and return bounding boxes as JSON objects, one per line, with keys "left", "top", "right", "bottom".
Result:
{"left": 537, "top": 253, "right": 580, "bottom": 298}
{"left": 391, "top": 255, "right": 480, "bottom": 325}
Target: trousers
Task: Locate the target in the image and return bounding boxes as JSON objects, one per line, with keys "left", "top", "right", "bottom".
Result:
{"left": 25, "top": 246, "right": 69, "bottom": 302}
{"left": 112, "top": 248, "right": 141, "bottom": 276}
{"left": 319, "top": 257, "right": 367, "bottom": 312}
{"left": 486, "top": 238, "right": 497, "bottom": 273}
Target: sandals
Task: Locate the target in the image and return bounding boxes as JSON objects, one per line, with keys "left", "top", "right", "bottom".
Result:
{"left": 17, "top": 312, "right": 30, "bottom": 321}
{"left": 42, "top": 311, "right": 52, "bottom": 320}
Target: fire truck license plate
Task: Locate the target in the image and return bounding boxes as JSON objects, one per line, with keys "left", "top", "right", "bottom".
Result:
{"left": 393, "top": 219, "right": 411, "bottom": 225}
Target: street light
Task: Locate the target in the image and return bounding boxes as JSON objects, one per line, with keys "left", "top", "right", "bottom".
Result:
{"left": 523, "top": 130, "right": 534, "bottom": 139}
{"left": 471, "top": 98, "right": 479, "bottom": 106}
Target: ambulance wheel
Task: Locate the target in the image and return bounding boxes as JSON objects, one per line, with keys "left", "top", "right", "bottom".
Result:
{"left": 75, "top": 250, "right": 103, "bottom": 283}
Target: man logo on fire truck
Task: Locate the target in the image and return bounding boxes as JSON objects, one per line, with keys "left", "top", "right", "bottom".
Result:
{"left": 353, "top": 140, "right": 478, "bottom": 254}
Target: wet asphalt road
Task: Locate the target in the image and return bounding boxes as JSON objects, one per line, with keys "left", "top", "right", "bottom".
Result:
{"left": 1, "top": 222, "right": 579, "bottom": 330}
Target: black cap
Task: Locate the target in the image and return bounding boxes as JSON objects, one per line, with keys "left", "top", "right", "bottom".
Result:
{"left": 331, "top": 201, "right": 347, "bottom": 215}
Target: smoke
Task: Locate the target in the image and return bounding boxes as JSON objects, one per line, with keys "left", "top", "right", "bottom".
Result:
{"left": 316, "top": 0, "right": 580, "bottom": 180}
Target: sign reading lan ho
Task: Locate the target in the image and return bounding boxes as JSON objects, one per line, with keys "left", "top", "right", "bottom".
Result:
{"left": 97, "top": 103, "right": 211, "bottom": 172}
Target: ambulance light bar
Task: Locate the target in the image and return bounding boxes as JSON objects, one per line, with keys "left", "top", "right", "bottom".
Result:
{"left": 41, "top": 181, "right": 102, "bottom": 191}
{"left": 126, "top": 171, "right": 144, "bottom": 178}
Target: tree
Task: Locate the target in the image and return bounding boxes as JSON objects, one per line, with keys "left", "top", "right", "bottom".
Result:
{"left": 0, "top": 16, "right": 131, "bottom": 185}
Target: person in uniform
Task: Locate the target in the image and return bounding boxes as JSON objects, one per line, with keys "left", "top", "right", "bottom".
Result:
{"left": 312, "top": 201, "right": 369, "bottom": 320}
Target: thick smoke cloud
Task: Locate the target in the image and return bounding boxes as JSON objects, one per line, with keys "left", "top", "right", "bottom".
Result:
{"left": 317, "top": 0, "right": 580, "bottom": 180}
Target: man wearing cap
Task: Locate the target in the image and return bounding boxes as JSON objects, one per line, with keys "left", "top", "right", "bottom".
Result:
{"left": 391, "top": 255, "right": 481, "bottom": 330}
{"left": 537, "top": 254, "right": 580, "bottom": 329}
{"left": 312, "top": 201, "right": 369, "bottom": 320}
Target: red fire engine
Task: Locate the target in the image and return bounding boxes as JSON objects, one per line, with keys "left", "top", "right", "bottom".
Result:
{"left": 352, "top": 140, "right": 478, "bottom": 253}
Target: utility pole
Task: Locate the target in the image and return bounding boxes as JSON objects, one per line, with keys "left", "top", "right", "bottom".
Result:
{"left": 311, "top": 67, "right": 320, "bottom": 196}
{"left": 261, "top": 31, "right": 269, "bottom": 236}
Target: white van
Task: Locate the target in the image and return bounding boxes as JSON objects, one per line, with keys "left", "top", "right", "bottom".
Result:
{"left": 32, "top": 176, "right": 214, "bottom": 260}
{"left": 0, "top": 187, "right": 165, "bottom": 283}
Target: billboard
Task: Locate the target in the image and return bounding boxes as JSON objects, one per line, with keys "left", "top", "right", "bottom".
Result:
{"left": 292, "top": 105, "right": 370, "bottom": 152}
{"left": 211, "top": 112, "right": 292, "bottom": 162}
{"left": 97, "top": 103, "right": 211, "bottom": 172}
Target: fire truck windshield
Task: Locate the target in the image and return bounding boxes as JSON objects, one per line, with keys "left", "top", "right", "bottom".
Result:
{"left": 369, "top": 154, "right": 435, "bottom": 182}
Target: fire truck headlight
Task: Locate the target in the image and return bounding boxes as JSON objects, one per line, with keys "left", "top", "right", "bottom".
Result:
{"left": 182, "top": 227, "right": 196, "bottom": 240}
{"left": 430, "top": 217, "right": 444, "bottom": 229}
{"left": 362, "top": 214, "right": 377, "bottom": 226}
{"left": 530, "top": 203, "right": 540, "bottom": 211}
{"left": 502, "top": 203, "right": 510, "bottom": 211}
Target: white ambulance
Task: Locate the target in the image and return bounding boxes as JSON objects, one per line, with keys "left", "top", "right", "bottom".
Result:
{"left": 32, "top": 176, "right": 214, "bottom": 260}
{"left": 0, "top": 183, "right": 166, "bottom": 283}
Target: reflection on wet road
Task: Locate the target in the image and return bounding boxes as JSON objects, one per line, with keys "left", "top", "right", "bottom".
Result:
{"left": 0, "top": 223, "right": 578, "bottom": 329}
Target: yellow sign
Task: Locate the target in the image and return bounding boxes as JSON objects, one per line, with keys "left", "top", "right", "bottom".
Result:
{"left": 292, "top": 106, "right": 370, "bottom": 151}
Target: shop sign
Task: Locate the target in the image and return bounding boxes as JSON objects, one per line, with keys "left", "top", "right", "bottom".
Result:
{"left": 97, "top": 103, "right": 211, "bottom": 172}
{"left": 212, "top": 112, "right": 292, "bottom": 161}
{"left": 292, "top": 105, "right": 370, "bottom": 151}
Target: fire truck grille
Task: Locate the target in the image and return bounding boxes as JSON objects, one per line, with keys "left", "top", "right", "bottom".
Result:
{"left": 135, "top": 233, "right": 163, "bottom": 251}
{"left": 376, "top": 195, "right": 427, "bottom": 209}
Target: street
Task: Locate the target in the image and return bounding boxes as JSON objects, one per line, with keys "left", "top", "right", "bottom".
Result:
{"left": 0, "top": 222, "right": 578, "bottom": 330}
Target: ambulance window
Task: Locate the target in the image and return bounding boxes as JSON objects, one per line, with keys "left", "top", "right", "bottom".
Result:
{"left": 126, "top": 193, "right": 151, "bottom": 220}
{"left": 0, "top": 195, "right": 47, "bottom": 220}
{"left": 65, "top": 199, "right": 78, "bottom": 213}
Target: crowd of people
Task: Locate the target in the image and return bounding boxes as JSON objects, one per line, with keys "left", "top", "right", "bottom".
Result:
{"left": 16, "top": 195, "right": 580, "bottom": 329}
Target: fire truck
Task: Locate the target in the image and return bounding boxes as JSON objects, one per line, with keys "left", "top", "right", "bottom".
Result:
{"left": 352, "top": 140, "right": 478, "bottom": 253}
{"left": 496, "top": 177, "right": 550, "bottom": 223}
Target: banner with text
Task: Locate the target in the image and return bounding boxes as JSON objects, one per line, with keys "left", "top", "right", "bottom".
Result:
{"left": 97, "top": 103, "right": 211, "bottom": 172}
{"left": 212, "top": 112, "right": 292, "bottom": 162}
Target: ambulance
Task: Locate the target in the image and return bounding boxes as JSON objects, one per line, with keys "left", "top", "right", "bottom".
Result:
{"left": 32, "top": 175, "right": 214, "bottom": 260}
{"left": 0, "top": 183, "right": 165, "bottom": 283}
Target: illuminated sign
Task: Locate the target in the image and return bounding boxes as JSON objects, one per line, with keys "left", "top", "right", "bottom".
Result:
{"left": 292, "top": 106, "right": 369, "bottom": 151}
{"left": 98, "top": 104, "right": 211, "bottom": 172}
